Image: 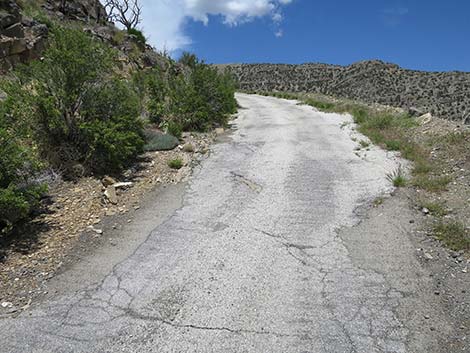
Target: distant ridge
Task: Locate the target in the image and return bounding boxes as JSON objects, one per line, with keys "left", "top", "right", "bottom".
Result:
{"left": 219, "top": 60, "right": 470, "bottom": 122}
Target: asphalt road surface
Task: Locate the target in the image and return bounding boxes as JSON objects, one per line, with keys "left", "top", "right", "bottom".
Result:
{"left": 0, "top": 94, "right": 454, "bottom": 352}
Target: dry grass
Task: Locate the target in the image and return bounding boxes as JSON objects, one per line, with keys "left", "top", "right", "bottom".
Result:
{"left": 252, "top": 90, "right": 470, "bottom": 254}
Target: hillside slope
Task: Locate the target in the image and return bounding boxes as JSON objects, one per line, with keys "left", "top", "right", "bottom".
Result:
{"left": 221, "top": 61, "right": 470, "bottom": 123}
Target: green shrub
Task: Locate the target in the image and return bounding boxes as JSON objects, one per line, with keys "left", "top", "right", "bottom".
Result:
{"left": 144, "top": 131, "right": 179, "bottom": 151}
{"left": 80, "top": 79, "right": 145, "bottom": 172}
{"left": 127, "top": 28, "right": 147, "bottom": 45}
{"left": 143, "top": 69, "right": 168, "bottom": 124}
{"left": 412, "top": 175, "right": 451, "bottom": 192}
{"left": 3, "top": 26, "right": 144, "bottom": 175}
{"left": 387, "top": 166, "right": 406, "bottom": 187}
{"left": 168, "top": 54, "right": 237, "bottom": 131}
{"left": 168, "top": 158, "right": 184, "bottom": 170}
{"left": 166, "top": 121, "right": 183, "bottom": 139}
{"left": 433, "top": 221, "right": 470, "bottom": 251}
{"left": 0, "top": 127, "right": 45, "bottom": 233}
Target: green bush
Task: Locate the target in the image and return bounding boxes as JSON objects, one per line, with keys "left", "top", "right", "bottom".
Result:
{"left": 80, "top": 79, "right": 145, "bottom": 172}
{"left": 167, "top": 53, "right": 237, "bottom": 131}
{"left": 143, "top": 69, "right": 168, "bottom": 124}
{"left": 127, "top": 28, "right": 146, "bottom": 46}
{"left": 168, "top": 158, "right": 184, "bottom": 170}
{"left": 0, "top": 126, "right": 45, "bottom": 233}
{"left": 144, "top": 131, "right": 179, "bottom": 151}
{"left": 166, "top": 120, "right": 183, "bottom": 139}
{"left": 2, "top": 26, "right": 144, "bottom": 176}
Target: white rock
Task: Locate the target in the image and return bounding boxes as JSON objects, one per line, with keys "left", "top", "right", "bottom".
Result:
{"left": 113, "top": 182, "right": 133, "bottom": 189}
{"left": 1, "top": 302, "right": 13, "bottom": 308}
{"left": 87, "top": 226, "right": 103, "bottom": 235}
{"left": 104, "top": 186, "right": 117, "bottom": 205}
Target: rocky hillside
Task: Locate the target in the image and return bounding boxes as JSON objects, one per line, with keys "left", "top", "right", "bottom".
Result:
{"left": 221, "top": 61, "right": 470, "bottom": 123}
{"left": 0, "top": 0, "right": 165, "bottom": 71}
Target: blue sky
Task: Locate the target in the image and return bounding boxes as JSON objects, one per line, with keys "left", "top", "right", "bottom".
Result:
{"left": 140, "top": 1, "right": 470, "bottom": 72}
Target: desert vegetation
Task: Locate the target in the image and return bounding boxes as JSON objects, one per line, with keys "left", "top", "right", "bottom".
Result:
{"left": 0, "top": 21, "right": 236, "bottom": 235}
{"left": 255, "top": 91, "right": 470, "bottom": 252}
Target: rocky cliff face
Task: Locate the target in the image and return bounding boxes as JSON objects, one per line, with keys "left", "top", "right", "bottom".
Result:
{"left": 42, "top": 0, "right": 107, "bottom": 23}
{"left": 0, "top": 0, "right": 48, "bottom": 70}
{"left": 221, "top": 61, "right": 470, "bottom": 123}
{"left": 0, "top": 0, "right": 168, "bottom": 72}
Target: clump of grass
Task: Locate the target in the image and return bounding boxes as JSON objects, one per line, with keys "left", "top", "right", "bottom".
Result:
{"left": 384, "top": 140, "right": 402, "bottom": 151}
{"left": 168, "top": 158, "right": 184, "bottom": 170}
{"left": 387, "top": 166, "right": 407, "bottom": 187}
{"left": 418, "top": 200, "right": 448, "bottom": 217}
{"left": 182, "top": 143, "right": 195, "bottom": 153}
{"left": 412, "top": 175, "right": 451, "bottom": 192}
{"left": 144, "top": 131, "right": 179, "bottom": 151}
{"left": 433, "top": 221, "right": 470, "bottom": 252}
{"left": 305, "top": 99, "right": 335, "bottom": 111}
{"left": 359, "top": 140, "right": 370, "bottom": 148}
{"left": 373, "top": 197, "right": 384, "bottom": 207}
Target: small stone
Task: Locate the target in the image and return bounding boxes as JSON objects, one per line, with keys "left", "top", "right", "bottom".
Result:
{"left": 113, "top": 182, "right": 133, "bottom": 189}
{"left": 424, "top": 315, "right": 430, "bottom": 319}
{"left": 105, "top": 210, "right": 117, "bottom": 216}
{"left": 215, "top": 128, "right": 224, "bottom": 135}
{"left": 104, "top": 186, "right": 118, "bottom": 205}
{"left": 102, "top": 176, "right": 117, "bottom": 187}
{"left": 422, "top": 208, "right": 430, "bottom": 215}
{"left": 87, "top": 226, "right": 103, "bottom": 235}
{"left": 1, "top": 302, "right": 13, "bottom": 309}
{"left": 424, "top": 252, "right": 433, "bottom": 260}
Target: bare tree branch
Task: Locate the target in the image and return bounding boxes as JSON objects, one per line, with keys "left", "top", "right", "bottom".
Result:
{"left": 104, "top": 0, "right": 142, "bottom": 31}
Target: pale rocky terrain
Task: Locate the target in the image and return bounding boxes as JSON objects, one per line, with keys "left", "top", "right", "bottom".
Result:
{"left": 220, "top": 61, "right": 470, "bottom": 123}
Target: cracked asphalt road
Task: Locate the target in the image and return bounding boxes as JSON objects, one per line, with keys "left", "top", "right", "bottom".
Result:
{"left": 0, "top": 94, "right": 455, "bottom": 352}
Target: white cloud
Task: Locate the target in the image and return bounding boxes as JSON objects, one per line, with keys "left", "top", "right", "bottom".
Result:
{"left": 139, "top": 0, "right": 293, "bottom": 51}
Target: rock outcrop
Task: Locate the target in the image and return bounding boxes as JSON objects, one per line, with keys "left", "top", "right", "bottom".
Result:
{"left": 0, "top": 0, "right": 169, "bottom": 73}
{"left": 42, "top": 0, "right": 107, "bottom": 23}
{"left": 221, "top": 61, "right": 470, "bottom": 123}
{"left": 0, "top": 0, "right": 48, "bottom": 70}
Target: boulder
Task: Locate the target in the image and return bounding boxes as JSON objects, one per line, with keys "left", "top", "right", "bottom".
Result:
{"left": 2, "top": 22, "right": 23, "bottom": 37}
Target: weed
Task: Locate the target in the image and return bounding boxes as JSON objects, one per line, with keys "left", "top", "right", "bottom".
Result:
{"left": 418, "top": 200, "right": 448, "bottom": 217}
{"left": 433, "top": 221, "right": 470, "bottom": 252}
{"left": 412, "top": 175, "right": 451, "bottom": 192}
{"left": 168, "top": 158, "right": 184, "bottom": 170}
{"left": 387, "top": 166, "right": 407, "bottom": 187}
{"left": 112, "top": 30, "right": 126, "bottom": 45}
{"left": 373, "top": 197, "right": 384, "bottom": 207}
{"left": 182, "top": 143, "right": 195, "bottom": 153}
{"left": 127, "top": 28, "right": 146, "bottom": 45}
{"left": 384, "top": 140, "right": 402, "bottom": 151}
{"left": 359, "top": 140, "right": 370, "bottom": 148}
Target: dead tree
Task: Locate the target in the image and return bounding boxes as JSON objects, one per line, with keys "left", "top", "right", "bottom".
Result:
{"left": 104, "top": 0, "right": 142, "bottom": 31}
